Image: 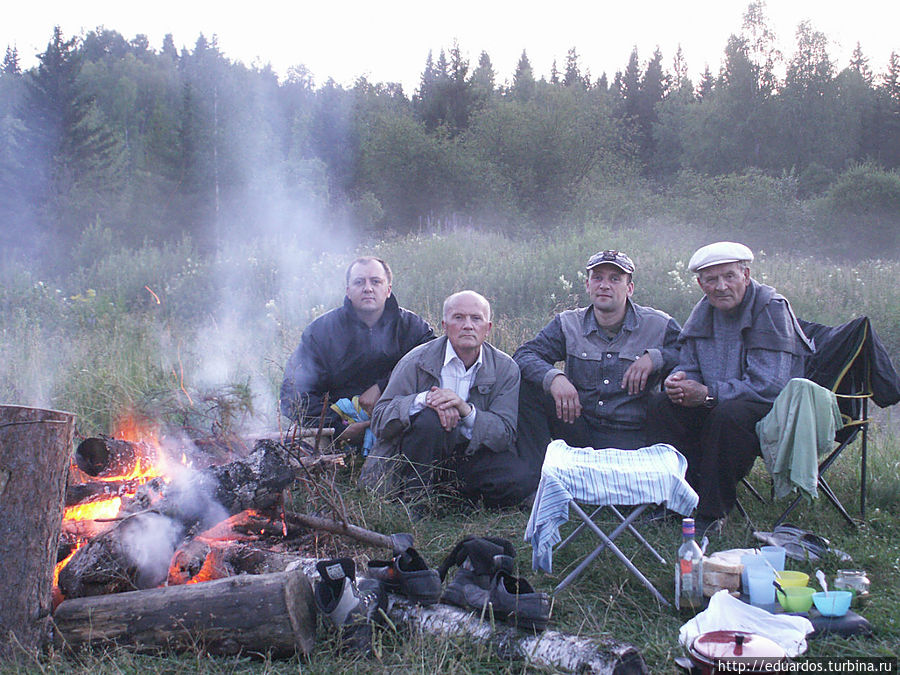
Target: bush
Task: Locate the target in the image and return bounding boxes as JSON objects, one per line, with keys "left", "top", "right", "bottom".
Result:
{"left": 813, "top": 163, "right": 900, "bottom": 258}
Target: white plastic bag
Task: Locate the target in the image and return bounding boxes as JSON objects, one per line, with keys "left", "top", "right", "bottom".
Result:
{"left": 679, "top": 590, "right": 814, "bottom": 658}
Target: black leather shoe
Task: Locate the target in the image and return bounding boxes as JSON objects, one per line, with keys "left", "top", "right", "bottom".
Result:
{"left": 367, "top": 546, "right": 441, "bottom": 605}
{"left": 314, "top": 558, "right": 386, "bottom": 655}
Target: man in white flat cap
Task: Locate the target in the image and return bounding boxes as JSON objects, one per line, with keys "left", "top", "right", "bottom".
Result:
{"left": 646, "top": 241, "right": 813, "bottom": 535}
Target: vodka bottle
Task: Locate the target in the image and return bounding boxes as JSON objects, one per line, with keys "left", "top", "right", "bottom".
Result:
{"left": 675, "top": 518, "right": 704, "bottom": 612}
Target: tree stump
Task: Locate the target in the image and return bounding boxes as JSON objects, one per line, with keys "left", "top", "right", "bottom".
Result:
{"left": 0, "top": 405, "right": 75, "bottom": 660}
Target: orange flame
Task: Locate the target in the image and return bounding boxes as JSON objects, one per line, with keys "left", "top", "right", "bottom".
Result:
{"left": 63, "top": 496, "right": 122, "bottom": 522}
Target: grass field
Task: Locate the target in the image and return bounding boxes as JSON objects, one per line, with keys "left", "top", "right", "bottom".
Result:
{"left": 2, "top": 221, "right": 899, "bottom": 672}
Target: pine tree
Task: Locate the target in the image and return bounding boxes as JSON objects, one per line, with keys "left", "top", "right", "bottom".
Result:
{"left": 2, "top": 46, "right": 20, "bottom": 75}
{"left": 512, "top": 50, "right": 535, "bottom": 101}
{"left": 564, "top": 47, "right": 583, "bottom": 88}
{"left": 849, "top": 42, "right": 873, "bottom": 84}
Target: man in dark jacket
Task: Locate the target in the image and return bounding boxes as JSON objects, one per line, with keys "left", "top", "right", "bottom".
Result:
{"left": 513, "top": 250, "right": 681, "bottom": 487}
{"left": 279, "top": 256, "right": 434, "bottom": 443}
{"left": 646, "top": 242, "right": 814, "bottom": 534}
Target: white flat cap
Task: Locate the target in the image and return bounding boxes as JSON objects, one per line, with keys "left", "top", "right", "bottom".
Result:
{"left": 688, "top": 241, "right": 754, "bottom": 272}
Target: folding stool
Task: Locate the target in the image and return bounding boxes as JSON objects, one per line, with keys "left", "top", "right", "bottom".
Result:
{"left": 525, "top": 441, "right": 699, "bottom": 607}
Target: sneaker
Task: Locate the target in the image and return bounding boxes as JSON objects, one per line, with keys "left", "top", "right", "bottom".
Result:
{"left": 314, "top": 558, "right": 386, "bottom": 655}
{"left": 367, "top": 546, "right": 441, "bottom": 605}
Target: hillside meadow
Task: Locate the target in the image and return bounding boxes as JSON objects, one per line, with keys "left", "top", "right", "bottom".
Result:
{"left": 1, "top": 221, "right": 899, "bottom": 672}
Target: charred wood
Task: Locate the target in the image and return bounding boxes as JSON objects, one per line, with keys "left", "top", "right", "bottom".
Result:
{"left": 125, "top": 439, "right": 294, "bottom": 530}
{"left": 74, "top": 435, "right": 149, "bottom": 478}
{"left": 57, "top": 512, "right": 183, "bottom": 599}
{"left": 65, "top": 480, "right": 126, "bottom": 506}
{"left": 53, "top": 568, "right": 316, "bottom": 657}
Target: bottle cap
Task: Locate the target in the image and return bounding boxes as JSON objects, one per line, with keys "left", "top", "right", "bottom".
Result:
{"left": 682, "top": 518, "right": 695, "bottom": 535}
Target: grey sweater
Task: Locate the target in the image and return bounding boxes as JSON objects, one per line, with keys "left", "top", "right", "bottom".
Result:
{"left": 677, "top": 280, "right": 813, "bottom": 404}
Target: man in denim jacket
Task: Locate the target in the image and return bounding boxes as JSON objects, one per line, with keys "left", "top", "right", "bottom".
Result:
{"left": 513, "top": 250, "right": 681, "bottom": 484}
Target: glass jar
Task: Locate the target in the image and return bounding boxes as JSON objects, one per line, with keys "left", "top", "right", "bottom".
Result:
{"left": 834, "top": 569, "right": 870, "bottom": 604}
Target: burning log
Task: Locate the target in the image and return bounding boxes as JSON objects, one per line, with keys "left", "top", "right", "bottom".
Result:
{"left": 65, "top": 480, "right": 127, "bottom": 506}
{"left": 125, "top": 439, "right": 295, "bottom": 527}
{"left": 53, "top": 567, "right": 317, "bottom": 657}
{"left": 168, "top": 539, "right": 305, "bottom": 585}
{"left": 167, "top": 510, "right": 303, "bottom": 585}
{"left": 74, "top": 435, "right": 149, "bottom": 478}
{"left": 0, "top": 405, "right": 75, "bottom": 660}
{"left": 57, "top": 511, "right": 183, "bottom": 599}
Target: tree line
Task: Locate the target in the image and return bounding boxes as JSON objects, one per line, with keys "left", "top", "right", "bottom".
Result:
{"left": 2, "top": 2, "right": 900, "bottom": 270}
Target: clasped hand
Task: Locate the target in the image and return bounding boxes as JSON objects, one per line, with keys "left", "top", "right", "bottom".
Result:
{"left": 664, "top": 371, "right": 708, "bottom": 407}
{"left": 425, "top": 386, "right": 470, "bottom": 431}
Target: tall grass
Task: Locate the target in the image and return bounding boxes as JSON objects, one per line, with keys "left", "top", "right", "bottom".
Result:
{"left": 2, "top": 219, "right": 900, "bottom": 670}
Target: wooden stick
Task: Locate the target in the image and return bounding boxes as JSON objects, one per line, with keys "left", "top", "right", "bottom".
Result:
{"left": 282, "top": 510, "right": 394, "bottom": 549}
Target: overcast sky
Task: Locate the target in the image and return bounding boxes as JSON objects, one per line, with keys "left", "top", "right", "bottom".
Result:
{"left": 4, "top": 1, "right": 899, "bottom": 91}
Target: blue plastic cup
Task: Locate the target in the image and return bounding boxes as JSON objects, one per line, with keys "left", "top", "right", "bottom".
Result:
{"left": 741, "top": 553, "right": 763, "bottom": 592}
{"left": 747, "top": 565, "right": 776, "bottom": 607}
{"left": 760, "top": 545, "right": 786, "bottom": 572}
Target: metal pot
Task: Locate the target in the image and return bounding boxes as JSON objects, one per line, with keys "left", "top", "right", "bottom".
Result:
{"left": 686, "top": 630, "right": 788, "bottom": 674}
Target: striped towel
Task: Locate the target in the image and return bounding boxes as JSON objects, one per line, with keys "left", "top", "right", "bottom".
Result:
{"left": 525, "top": 440, "right": 699, "bottom": 573}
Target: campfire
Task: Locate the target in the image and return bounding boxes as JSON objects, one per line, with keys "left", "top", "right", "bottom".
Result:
{"left": 54, "top": 416, "right": 319, "bottom": 606}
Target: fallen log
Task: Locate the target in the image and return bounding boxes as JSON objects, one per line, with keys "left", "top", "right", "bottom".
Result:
{"left": 52, "top": 567, "right": 316, "bottom": 657}
{"left": 389, "top": 598, "right": 648, "bottom": 674}
{"left": 0, "top": 405, "right": 75, "bottom": 661}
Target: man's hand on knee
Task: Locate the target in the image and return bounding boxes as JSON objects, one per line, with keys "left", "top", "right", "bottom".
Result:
{"left": 336, "top": 420, "right": 370, "bottom": 444}
{"left": 622, "top": 353, "right": 654, "bottom": 395}
{"left": 357, "top": 383, "right": 381, "bottom": 416}
{"left": 549, "top": 374, "right": 582, "bottom": 423}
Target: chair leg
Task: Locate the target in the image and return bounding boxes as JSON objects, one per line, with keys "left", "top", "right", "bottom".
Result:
{"left": 555, "top": 502, "right": 671, "bottom": 607}
{"left": 819, "top": 476, "right": 858, "bottom": 529}
{"left": 556, "top": 505, "right": 603, "bottom": 553}
{"left": 608, "top": 505, "right": 666, "bottom": 564}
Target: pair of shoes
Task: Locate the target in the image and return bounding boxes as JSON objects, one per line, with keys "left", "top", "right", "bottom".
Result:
{"left": 367, "top": 544, "right": 442, "bottom": 605}
{"left": 439, "top": 536, "right": 551, "bottom": 631}
{"left": 754, "top": 524, "right": 852, "bottom": 563}
{"left": 695, "top": 514, "right": 727, "bottom": 537}
{"left": 314, "top": 558, "right": 386, "bottom": 656}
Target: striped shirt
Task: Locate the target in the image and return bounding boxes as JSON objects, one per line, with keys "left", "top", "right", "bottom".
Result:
{"left": 525, "top": 440, "right": 699, "bottom": 573}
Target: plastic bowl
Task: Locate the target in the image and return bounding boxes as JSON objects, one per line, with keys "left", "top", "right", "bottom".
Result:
{"left": 775, "top": 570, "right": 809, "bottom": 587}
{"left": 812, "top": 591, "right": 853, "bottom": 617}
{"left": 776, "top": 586, "right": 815, "bottom": 612}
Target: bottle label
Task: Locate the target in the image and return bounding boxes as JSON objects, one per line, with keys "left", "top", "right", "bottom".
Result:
{"left": 680, "top": 560, "right": 693, "bottom": 575}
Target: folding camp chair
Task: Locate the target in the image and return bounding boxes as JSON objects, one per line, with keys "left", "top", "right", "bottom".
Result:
{"left": 525, "top": 441, "right": 699, "bottom": 607}
{"left": 770, "top": 317, "right": 876, "bottom": 527}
